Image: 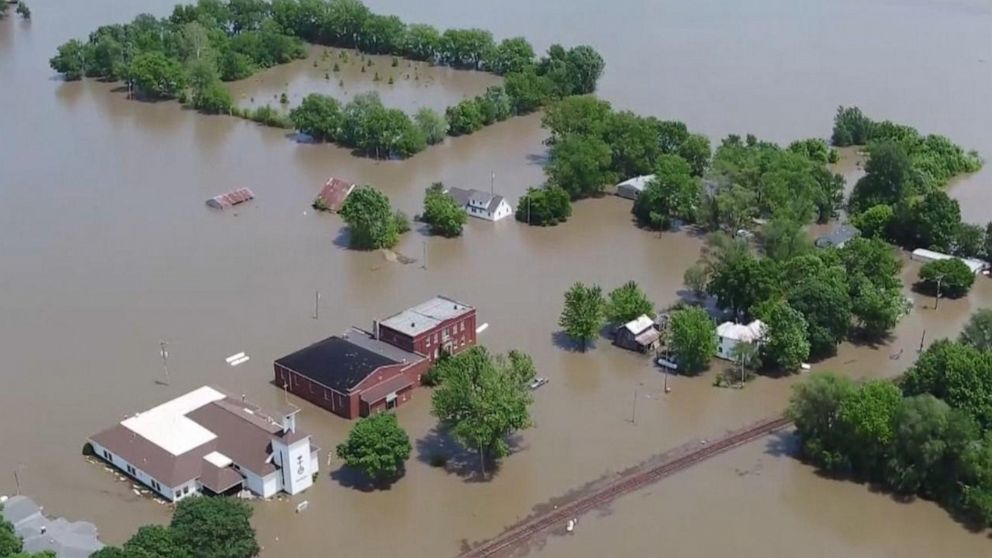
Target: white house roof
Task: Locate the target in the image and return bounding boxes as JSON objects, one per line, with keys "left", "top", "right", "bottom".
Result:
{"left": 911, "top": 248, "right": 989, "bottom": 274}
{"left": 120, "top": 386, "right": 225, "bottom": 456}
{"left": 716, "top": 320, "right": 766, "bottom": 343}
{"left": 615, "top": 175, "right": 655, "bottom": 192}
{"left": 624, "top": 315, "right": 655, "bottom": 334}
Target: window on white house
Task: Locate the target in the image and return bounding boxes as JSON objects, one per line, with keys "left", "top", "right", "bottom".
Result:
{"left": 103, "top": 450, "right": 112, "bottom": 460}
{"left": 175, "top": 490, "right": 181, "bottom": 498}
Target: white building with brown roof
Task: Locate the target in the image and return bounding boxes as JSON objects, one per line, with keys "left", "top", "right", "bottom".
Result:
{"left": 88, "top": 386, "right": 318, "bottom": 503}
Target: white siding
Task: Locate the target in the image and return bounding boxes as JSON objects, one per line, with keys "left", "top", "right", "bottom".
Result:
{"left": 89, "top": 440, "right": 184, "bottom": 502}
{"left": 243, "top": 469, "right": 265, "bottom": 496}
{"left": 262, "top": 473, "right": 281, "bottom": 498}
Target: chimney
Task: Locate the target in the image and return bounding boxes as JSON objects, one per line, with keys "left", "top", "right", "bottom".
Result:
{"left": 372, "top": 320, "right": 379, "bottom": 339}
{"left": 282, "top": 411, "right": 297, "bottom": 434}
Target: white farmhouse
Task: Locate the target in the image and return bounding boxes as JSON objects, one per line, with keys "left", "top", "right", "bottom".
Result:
{"left": 615, "top": 175, "right": 655, "bottom": 200}
{"left": 715, "top": 320, "right": 766, "bottom": 360}
{"left": 88, "top": 386, "right": 318, "bottom": 503}
{"left": 911, "top": 248, "right": 990, "bottom": 275}
{"left": 447, "top": 187, "right": 514, "bottom": 221}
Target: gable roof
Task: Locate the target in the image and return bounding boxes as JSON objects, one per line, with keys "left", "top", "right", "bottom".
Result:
{"left": 615, "top": 175, "right": 655, "bottom": 192}
{"left": 623, "top": 315, "right": 656, "bottom": 334}
{"left": 275, "top": 336, "right": 400, "bottom": 392}
{"left": 445, "top": 187, "right": 506, "bottom": 213}
{"left": 316, "top": 177, "right": 355, "bottom": 212}
{"left": 206, "top": 188, "right": 254, "bottom": 209}
{"left": 716, "top": 320, "right": 766, "bottom": 343}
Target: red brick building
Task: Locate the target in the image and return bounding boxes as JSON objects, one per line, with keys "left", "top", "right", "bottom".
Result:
{"left": 274, "top": 328, "right": 429, "bottom": 419}
{"left": 376, "top": 296, "right": 477, "bottom": 363}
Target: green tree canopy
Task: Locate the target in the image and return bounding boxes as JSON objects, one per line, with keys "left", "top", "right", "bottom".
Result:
{"left": 336, "top": 412, "right": 411, "bottom": 482}
{"left": 413, "top": 107, "right": 448, "bottom": 145}
{"left": 421, "top": 183, "right": 467, "bottom": 238}
{"left": 606, "top": 281, "right": 654, "bottom": 326}
{"left": 123, "top": 524, "right": 190, "bottom": 558}
{"left": 917, "top": 258, "right": 975, "bottom": 298}
{"left": 758, "top": 301, "right": 810, "bottom": 373}
{"left": 289, "top": 94, "right": 342, "bottom": 142}
{"left": 430, "top": 347, "right": 534, "bottom": 474}
{"left": 545, "top": 134, "right": 614, "bottom": 199}
{"left": 515, "top": 186, "right": 572, "bottom": 226}
{"left": 901, "top": 340, "right": 992, "bottom": 428}
{"left": 631, "top": 154, "right": 701, "bottom": 230}
{"left": 558, "top": 282, "right": 605, "bottom": 350}
{"left": 339, "top": 186, "right": 403, "bottom": 250}
{"left": 668, "top": 307, "right": 717, "bottom": 374}
{"left": 960, "top": 309, "right": 992, "bottom": 353}
{"left": 169, "top": 497, "right": 259, "bottom": 558}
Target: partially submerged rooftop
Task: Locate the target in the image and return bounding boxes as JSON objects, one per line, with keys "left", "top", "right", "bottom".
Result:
{"left": 379, "top": 295, "right": 474, "bottom": 337}
{"left": 0, "top": 495, "right": 104, "bottom": 558}
{"left": 275, "top": 334, "right": 408, "bottom": 392}
{"left": 89, "top": 386, "right": 302, "bottom": 489}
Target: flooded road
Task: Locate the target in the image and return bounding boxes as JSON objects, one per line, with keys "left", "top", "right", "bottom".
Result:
{"left": 1, "top": 1, "right": 991, "bottom": 556}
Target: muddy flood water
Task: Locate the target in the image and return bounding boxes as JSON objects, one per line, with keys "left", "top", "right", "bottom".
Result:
{"left": 2, "top": 0, "right": 991, "bottom": 556}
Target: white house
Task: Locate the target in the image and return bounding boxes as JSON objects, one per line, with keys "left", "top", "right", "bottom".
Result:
{"left": 715, "top": 320, "right": 766, "bottom": 360}
{"left": 446, "top": 187, "right": 514, "bottom": 221}
{"left": 911, "top": 248, "right": 989, "bottom": 275}
{"left": 615, "top": 175, "right": 655, "bottom": 200}
{"left": 89, "top": 386, "right": 318, "bottom": 503}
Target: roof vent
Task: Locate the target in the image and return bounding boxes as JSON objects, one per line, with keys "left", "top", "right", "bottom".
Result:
{"left": 411, "top": 322, "right": 416, "bottom": 327}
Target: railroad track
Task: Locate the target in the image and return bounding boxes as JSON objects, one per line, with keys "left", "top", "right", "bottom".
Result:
{"left": 460, "top": 414, "right": 793, "bottom": 558}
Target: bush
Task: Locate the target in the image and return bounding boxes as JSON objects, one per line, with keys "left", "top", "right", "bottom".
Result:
{"left": 917, "top": 258, "right": 975, "bottom": 298}
{"left": 248, "top": 105, "right": 291, "bottom": 128}
{"left": 515, "top": 185, "right": 572, "bottom": 226}
{"left": 192, "top": 81, "right": 234, "bottom": 114}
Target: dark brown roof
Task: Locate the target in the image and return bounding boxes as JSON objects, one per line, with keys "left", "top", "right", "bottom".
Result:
{"left": 359, "top": 374, "right": 414, "bottom": 404}
{"left": 206, "top": 187, "right": 254, "bottom": 209}
{"left": 199, "top": 462, "right": 244, "bottom": 494}
{"left": 89, "top": 390, "right": 308, "bottom": 489}
{"left": 90, "top": 423, "right": 214, "bottom": 487}
{"left": 187, "top": 402, "right": 279, "bottom": 476}
{"left": 317, "top": 177, "right": 355, "bottom": 212}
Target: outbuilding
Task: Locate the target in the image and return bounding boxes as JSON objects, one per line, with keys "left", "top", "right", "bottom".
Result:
{"left": 315, "top": 177, "right": 355, "bottom": 212}
{"left": 615, "top": 175, "right": 655, "bottom": 200}
{"left": 911, "top": 248, "right": 989, "bottom": 275}
{"left": 614, "top": 314, "right": 661, "bottom": 352}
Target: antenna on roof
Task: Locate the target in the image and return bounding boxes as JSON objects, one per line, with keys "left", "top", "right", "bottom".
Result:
{"left": 283, "top": 381, "right": 289, "bottom": 405}
{"left": 490, "top": 170, "right": 495, "bottom": 195}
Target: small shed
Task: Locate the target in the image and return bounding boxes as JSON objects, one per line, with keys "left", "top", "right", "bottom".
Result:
{"left": 815, "top": 224, "right": 860, "bottom": 249}
{"left": 614, "top": 315, "right": 661, "bottom": 352}
{"left": 615, "top": 175, "right": 655, "bottom": 200}
{"left": 206, "top": 187, "right": 254, "bottom": 209}
{"left": 315, "top": 177, "right": 356, "bottom": 212}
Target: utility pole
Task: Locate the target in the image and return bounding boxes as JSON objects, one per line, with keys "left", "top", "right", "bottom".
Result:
{"left": 313, "top": 290, "right": 320, "bottom": 320}
{"left": 934, "top": 275, "right": 944, "bottom": 310}
{"left": 421, "top": 240, "right": 427, "bottom": 270}
{"left": 918, "top": 329, "right": 927, "bottom": 353}
{"left": 490, "top": 170, "right": 495, "bottom": 196}
{"left": 630, "top": 388, "right": 638, "bottom": 424}
{"left": 13, "top": 466, "right": 22, "bottom": 496}
{"left": 159, "top": 340, "right": 169, "bottom": 385}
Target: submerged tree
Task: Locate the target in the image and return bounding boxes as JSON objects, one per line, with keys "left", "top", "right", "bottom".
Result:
{"left": 668, "top": 307, "right": 717, "bottom": 374}
{"left": 421, "top": 183, "right": 467, "bottom": 237}
{"left": 558, "top": 282, "right": 606, "bottom": 350}
{"left": 336, "top": 413, "right": 411, "bottom": 483}
{"left": 339, "top": 186, "right": 404, "bottom": 250}
{"left": 430, "top": 347, "right": 534, "bottom": 475}
{"left": 606, "top": 281, "right": 654, "bottom": 326}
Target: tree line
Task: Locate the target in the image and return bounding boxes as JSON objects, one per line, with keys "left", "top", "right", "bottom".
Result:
{"left": 49, "top": 0, "right": 604, "bottom": 160}
{"left": 682, "top": 231, "right": 907, "bottom": 373}
{"left": 836, "top": 107, "right": 988, "bottom": 263}
{"left": 789, "top": 309, "right": 992, "bottom": 528}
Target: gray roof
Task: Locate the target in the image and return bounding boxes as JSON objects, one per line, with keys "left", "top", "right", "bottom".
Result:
{"left": 379, "top": 296, "right": 474, "bottom": 337}
{"left": 445, "top": 187, "right": 504, "bottom": 213}
{"left": 344, "top": 327, "right": 424, "bottom": 364}
{"left": 1, "top": 495, "right": 104, "bottom": 558}
{"left": 815, "top": 224, "right": 860, "bottom": 248}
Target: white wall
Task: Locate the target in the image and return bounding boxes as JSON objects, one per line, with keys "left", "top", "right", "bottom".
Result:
{"left": 89, "top": 440, "right": 185, "bottom": 502}
{"left": 243, "top": 469, "right": 265, "bottom": 496}
{"left": 272, "top": 437, "right": 316, "bottom": 496}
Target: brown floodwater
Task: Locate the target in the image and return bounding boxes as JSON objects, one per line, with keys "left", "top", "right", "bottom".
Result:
{"left": 1, "top": 1, "right": 991, "bottom": 557}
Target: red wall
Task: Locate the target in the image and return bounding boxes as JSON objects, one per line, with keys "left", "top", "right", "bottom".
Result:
{"left": 379, "top": 310, "right": 477, "bottom": 364}
{"left": 275, "top": 360, "right": 428, "bottom": 420}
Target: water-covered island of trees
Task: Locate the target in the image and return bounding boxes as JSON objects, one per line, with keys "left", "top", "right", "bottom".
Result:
{"left": 49, "top": 0, "right": 604, "bottom": 159}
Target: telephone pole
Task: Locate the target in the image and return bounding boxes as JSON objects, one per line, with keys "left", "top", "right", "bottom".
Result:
{"left": 313, "top": 290, "right": 320, "bottom": 320}
{"left": 159, "top": 340, "right": 169, "bottom": 385}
